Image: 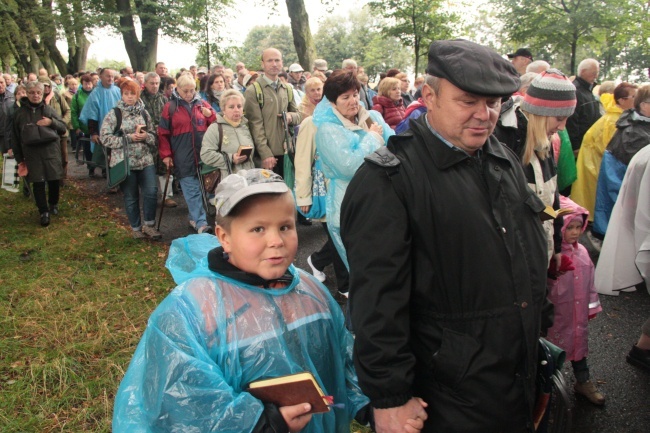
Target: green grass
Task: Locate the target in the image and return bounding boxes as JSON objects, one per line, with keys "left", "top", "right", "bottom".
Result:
{"left": 0, "top": 172, "right": 372, "bottom": 432}
{"left": 0, "top": 180, "right": 173, "bottom": 432}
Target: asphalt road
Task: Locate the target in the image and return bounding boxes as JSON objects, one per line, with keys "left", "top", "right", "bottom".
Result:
{"left": 65, "top": 149, "right": 649, "bottom": 432}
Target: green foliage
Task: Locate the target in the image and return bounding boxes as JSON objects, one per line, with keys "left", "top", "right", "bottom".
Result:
{"left": 84, "top": 57, "right": 127, "bottom": 73}
{"left": 367, "top": 0, "right": 457, "bottom": 74}
{"left": 493, "top": 0, "right": 648, "bottom": 78}
{"left": 314, "top": 9, "right": 411, "bottom": 78}
{"left": 237, "top": 25, "right": 299, "bottom": 72}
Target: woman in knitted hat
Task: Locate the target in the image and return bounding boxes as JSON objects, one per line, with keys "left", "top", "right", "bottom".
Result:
{"left": 496, "top": 69, "right": 576, "bottom": 267}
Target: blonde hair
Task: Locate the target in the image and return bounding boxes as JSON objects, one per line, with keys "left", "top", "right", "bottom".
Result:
{"left": 521, "top": 111, "right": 551, "bottom": 165}
{"left": 219, "top": 89, "right": 244, "bottom": 111}
{"left": 378, "top": 77, "right": 400, "bottom": 98}
{"left": 176, "top": 74, "right": 195, "bottom": 90}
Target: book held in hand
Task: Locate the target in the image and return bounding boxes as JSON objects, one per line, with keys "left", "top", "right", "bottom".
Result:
{"left": 539, "top": 205, "right": 573, "bottom": 222}
{"left": 237, "top": 145, "right": 253, "bottom": 159}
{"left": 247, "top": 371, "right": 331, "bottom": 414}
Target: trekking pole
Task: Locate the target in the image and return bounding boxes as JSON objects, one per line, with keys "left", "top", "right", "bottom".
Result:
{"left": 157, "top": 165, "right": 171, "bottom": 231}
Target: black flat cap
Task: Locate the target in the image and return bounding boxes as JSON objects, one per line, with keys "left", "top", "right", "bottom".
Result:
{"left": 507, "top": 48, "right": 534, "bottom": 60}
{"left": 426, "top": 39, "right": 520, "bottom": 97}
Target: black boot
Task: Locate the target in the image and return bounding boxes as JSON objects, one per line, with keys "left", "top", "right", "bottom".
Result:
{"left": 40, "top": 212, "right": 50, "bottom": 227}
{"left": 50, "top": 205, "right": 59, "bottom": 216}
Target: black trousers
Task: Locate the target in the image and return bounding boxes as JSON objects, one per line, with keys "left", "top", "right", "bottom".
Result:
{"left": 32, "top": 180, "right": 60, "bottom": 214}
{"left": 311, "top": 222, "right": 349, "bottom": 293}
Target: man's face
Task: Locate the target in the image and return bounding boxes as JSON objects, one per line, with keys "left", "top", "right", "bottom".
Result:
{"left": 135, "top": 72, "right": 145, "bottom": 85}
{"left": 27, "top": 73, "right": 37, "bottom": 82}
{"left": 156, "top": 63, "right": 168, "bottom": 77}
{"left": 511, "top": 56, "right": 531, "bottom": 74}
{"left": 236, "top": 62, "right": 245, "bottom": 73}
{"left": 145, "top": 77, "right": 160, "bottom": 95}
{"left": 344, "top": 64, "right": 358, "bottom": 75}
{"left": 289, "top": 71, "right": 303, "bottom": 82}
{"left": 423, "top": 79, "right": 501, "bottom": 156}
{"left": 91, "top": 75, "right": 100, "bottom": 86}
{"left": 262, "top": 49, "right": 283, "bottom": 79}
{"left": 3, "top": 74, "right": 11, "bottom": 85}
{"left": 100, "top": 69, "right": 114, "bottom": 88}
{"left": 190, "top": 66, "right": 197, "bottom": 78}
{"left": 0, "top": 77, "right": 5, "bottom": 94}
{"left": 124, "top": 67, "right": 134, "bottom": 78}
{"left": 43, "top": 83, "right": 52, "bottom": 95}
{"left": 581, "top": 66, "right": 600, "bottom": 84}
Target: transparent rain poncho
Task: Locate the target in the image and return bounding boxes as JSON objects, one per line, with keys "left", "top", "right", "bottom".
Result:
{"left": 113, "top": 234, "right": 368, "bottom": 432}
{"left": 312, "top": 99, "right": 393, "bottom": 268}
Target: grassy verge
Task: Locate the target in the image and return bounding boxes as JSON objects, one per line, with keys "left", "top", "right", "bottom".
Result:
{"left": 0, "top": 170, "right": 372, "bottom": 432}
{"left": 0, "top": 180, "right": 173, "bottom": 432}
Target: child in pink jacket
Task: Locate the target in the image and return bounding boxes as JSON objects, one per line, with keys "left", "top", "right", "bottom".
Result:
{"left": 547, "top": 196, "right": 605, "bottom": 405}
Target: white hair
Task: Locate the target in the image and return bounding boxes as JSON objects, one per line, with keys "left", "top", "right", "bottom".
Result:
{"left": 577, "top": 59, "right": 599, "bottom": 77}
{"left": 342, "top": 58, "right": 357, "bottom": 69}
{"left": 526, "top": 60, "right": 550, "bottom": 74}
{"left": 518, "top": 73, "right": 538, "bottom": 94}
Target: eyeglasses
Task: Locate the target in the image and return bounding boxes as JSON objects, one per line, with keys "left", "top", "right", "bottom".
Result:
{"left": 27, "top": 91, "right": 43, "bottom": 96}
{"left": 620, "top": 95, "right": 635, "bottom": 100}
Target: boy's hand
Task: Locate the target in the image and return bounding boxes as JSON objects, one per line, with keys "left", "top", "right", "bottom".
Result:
{"left": 279, "top": 402, "right": 312, "bottom": 432}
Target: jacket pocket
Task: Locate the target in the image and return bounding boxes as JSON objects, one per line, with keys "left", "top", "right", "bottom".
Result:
{"left": 524, "top": 190, "right": 545, "bottom": 214}
{"left": 431, "top": 328, "right": 481, "bottom": 389}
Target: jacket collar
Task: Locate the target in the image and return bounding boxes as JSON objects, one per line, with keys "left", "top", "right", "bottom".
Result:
{"left": 574, "top": 76, "right": 595, "bottom": 91}
{"left": 410, "top": 115, "right": 512, "bottom": 170}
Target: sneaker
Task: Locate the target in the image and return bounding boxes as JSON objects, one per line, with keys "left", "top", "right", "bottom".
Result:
{"left": 574, "top": 380, "right": 605, "bottom": 405}
{"left": 142, "top": 225, "right": 163, "bottom": 240}
{"left": 626, "top": 345, "right": 650, "bottom": 372}
{"left": 307, "top": 255, "right": 326, "bottom": 282}
{"left": 198, "top": 225, "right": 214, "bottom": 235}
{"left": 132, "top": 229, "right": 147, "bottom": 239}
{"left": 164, "top": 198, "right": 178, "bottom": 208}
{"left": 338, "top": 290, "right": 349, "bottom": 299}
{"left": 189, "top": 220, "right": 197, "bottom": 231}
{"left": 40, "top": 212, "right": 50, "bottom": 227}
{"left": 585, "top": 230, "right": 602, "bottom": 253}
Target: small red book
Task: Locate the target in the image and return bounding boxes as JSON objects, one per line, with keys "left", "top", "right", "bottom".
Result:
{"left": 247, "top": 372, "right": 330, "bottom": 414}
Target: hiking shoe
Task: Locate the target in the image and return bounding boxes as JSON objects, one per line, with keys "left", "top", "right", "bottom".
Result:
{"left": 626, "top": 345, "right": 650, "bottom": 372}
{"left": 164, "top": 198, "right": 178, "bottom": 208}
{"left": 574, "top": 380, "right": 605, "bottom": 405}
{"left": 142, "top": 225, "right": 163, "bottom": 240}
{"left": 132, "top": 229, "right": 147, "bottom": 239}
{"left": 198, "top": 225, "right": 214, "bottom": 235}
{"left": 40, "top": 212, "right": 50, "bottom": 227}
{"left": 307, "top": 255, "right": 326, "bottom": 282}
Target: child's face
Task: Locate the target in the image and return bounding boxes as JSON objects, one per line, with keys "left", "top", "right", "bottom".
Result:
{"left": 217, "top": 193, "right": 298, "bottom": 281}
{"left": 564, "top": 219, "right": 582, "bottom": 244}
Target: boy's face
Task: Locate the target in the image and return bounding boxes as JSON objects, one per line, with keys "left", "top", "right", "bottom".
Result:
{"left": 564, "top": 219, "right": 582, "bottom": 245}
{"left": 217, "top": 193, "right": 298, "bottom": 281}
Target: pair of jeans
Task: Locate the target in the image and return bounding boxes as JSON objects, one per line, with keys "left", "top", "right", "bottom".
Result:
{"left": 119, "top": 164, "right": 158, "bottom": 230}
{"left": 32, "top": 180, "right": 60, "bottom": 214}
{"left": 179, "top": 175, "right": 207, "bottom": 229}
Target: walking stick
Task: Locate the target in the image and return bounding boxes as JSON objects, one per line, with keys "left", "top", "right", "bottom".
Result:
{"left": 157, "top": 165, "right": 171, "bottom": 231}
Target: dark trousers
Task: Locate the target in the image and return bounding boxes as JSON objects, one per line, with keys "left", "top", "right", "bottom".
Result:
{"left": 571, "top": 357, "right": 590, "bottom": 383}
{"left": 32, "top": 180, "right": 60, "bottom": 214}
{"left": 271, "top": 154, "right": 285, "bottom": 178}
{"left": 311, "top": 223, "right": 349, "bottom": 293}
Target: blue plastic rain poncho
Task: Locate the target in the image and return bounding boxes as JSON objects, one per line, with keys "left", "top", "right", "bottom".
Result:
{"left": 113, "top": 234, "right": 369, "bottom": 432}
{"left": 312, "top": 99, "right": 393, "bottom": 268}
{"left": 79, "top": 83, "right": 122, "bottom": 151}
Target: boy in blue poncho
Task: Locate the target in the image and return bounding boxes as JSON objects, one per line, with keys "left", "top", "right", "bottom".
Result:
{"left": 112, "top": 169, "right": 382, "bottom": 433}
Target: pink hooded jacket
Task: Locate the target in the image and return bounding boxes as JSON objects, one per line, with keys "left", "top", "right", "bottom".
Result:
{"left": 546, "top": 196, "right": 603, "bottom": 361}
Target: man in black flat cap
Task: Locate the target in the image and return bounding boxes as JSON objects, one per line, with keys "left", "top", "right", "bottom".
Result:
{"left": 508, "top": 48, "right": 534, "bottom": 75}
{"left": 341, "top": 39, "right": 552, "bottom": 433}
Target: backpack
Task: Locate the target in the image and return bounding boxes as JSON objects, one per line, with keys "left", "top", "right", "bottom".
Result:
{"left": 252, "top": 81, "right": 294, "bottom": 109}
{"left": 112, "top": 105, "right": 152, "bottom": 135}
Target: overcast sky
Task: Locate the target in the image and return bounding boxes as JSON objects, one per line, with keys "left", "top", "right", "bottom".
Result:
{"left": 63, "top": 0, "right": 367, "bottom": 70}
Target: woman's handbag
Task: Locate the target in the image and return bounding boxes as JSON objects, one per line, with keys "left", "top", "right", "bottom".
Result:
{"left": 21, "top": 123, "right": 59, "bottom": 146}
{"left": 199, "top": 123, "right": 228, "bottom": 194}
{"left": 298, "top": 154, "right": 327, "bottom": 219}
{"left": 106, "top": 136, "right": 130, "bottom": 188}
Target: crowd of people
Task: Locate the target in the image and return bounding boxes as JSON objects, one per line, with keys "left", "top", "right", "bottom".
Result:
{"left": 1, "top": 38, "right": 649, "bottom": 433}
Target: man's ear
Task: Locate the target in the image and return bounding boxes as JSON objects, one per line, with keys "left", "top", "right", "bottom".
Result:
{"left": 216, "top": 225, "right": 230, "bottom": 252}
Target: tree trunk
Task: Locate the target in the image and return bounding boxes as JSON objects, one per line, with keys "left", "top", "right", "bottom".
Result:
{"left": 570, "top": 29, "right": 578, "bottom": 76}
{"left": 116, "top": 0, "right": 158, "bottom": 72}
{"left": 285, "top": 0, "right": 315, "bottom": 72}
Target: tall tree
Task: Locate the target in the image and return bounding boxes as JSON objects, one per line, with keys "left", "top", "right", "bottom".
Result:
{"left": 237, "top": 25, "right": 298, "bottom": 71}
{"left": 367, "top": 0, "right": 457, "bottom": 74}
{"left": 285, "top": 0, "right": 316, "bottom": 71}
{"left": 493, "top": 0, "right": 635, "bottom": 75}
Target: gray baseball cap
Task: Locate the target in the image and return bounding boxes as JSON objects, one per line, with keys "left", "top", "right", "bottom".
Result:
{"left": 214, "top": 169, "right": 290, "bottom": 217}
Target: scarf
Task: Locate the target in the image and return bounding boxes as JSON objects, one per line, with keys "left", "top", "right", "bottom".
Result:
{"left": 207, "top": 247, "right": 292, "bottom": 289}
{"left": 223, "top": 116, "right": 241, "bottom": 128}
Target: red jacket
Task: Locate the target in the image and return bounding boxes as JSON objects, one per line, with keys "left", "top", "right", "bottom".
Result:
{"left": 372, "top": 95, "right": 405, "bottom": 131}
{"left": 158, "top": 92, "right": 216, "bottom": 179}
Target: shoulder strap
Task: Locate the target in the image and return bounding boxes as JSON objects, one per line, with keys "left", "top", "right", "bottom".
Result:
{"left": 218, "top": 122, "right": 223, "bottom": 150}
{"left": 113, "top": 107, "right": 122, "bottom": 135}
{"left": 284, "top": 83, "right": 294, "bottom": 104}
{"left": 253, "top": 81, "right": 264, "bottom": 109}
{"left": 167, "top": 99, "right": 177, "bottom": 129}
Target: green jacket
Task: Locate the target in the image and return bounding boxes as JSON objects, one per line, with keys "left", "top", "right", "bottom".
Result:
{"left": 71, "top": 89, "right": 91, "bottom": 134}
{"left": 243, "top": 74, "right": 302, "bottom": 160}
